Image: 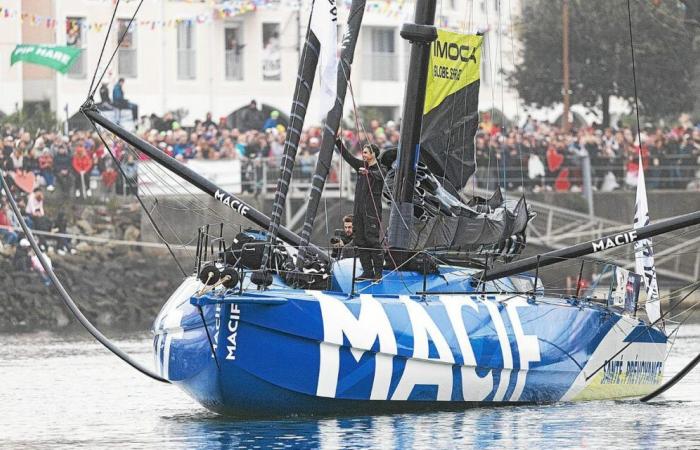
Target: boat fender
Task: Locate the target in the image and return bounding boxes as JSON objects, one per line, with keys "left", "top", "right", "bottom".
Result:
{"left": 220, "top": 267, "right": 240, "bottom": 289}
{"left": 251, "top": 269, "right": 273, "bottom": 287}
{"left": 198, "top": 263, "right": 220, "bottom": 285}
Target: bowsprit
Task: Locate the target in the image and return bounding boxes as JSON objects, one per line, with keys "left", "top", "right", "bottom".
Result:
{"left": 592, "top": 231, "right": 638, "bottom": 252}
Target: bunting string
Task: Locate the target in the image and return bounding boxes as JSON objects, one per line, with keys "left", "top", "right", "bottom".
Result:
{"left": 0, "top": 0, "right": 408, "bottom": 33}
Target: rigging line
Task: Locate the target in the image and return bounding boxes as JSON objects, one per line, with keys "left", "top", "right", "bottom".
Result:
{"left": 345, "top": 77, "right": 416, "bottom": 241}
{"left": 90, "top": 0, "right": 145, "bottom": 99}
{"left": 90, "top": 119, "right": 188, "bottom": 276}
{"left": 338, "top": 125, "right": 344, "bottom": 236}
{"left": 0, "top": 169, "right": 169, "bottom": 383}
{"left": 124, "top": 165, "right": 201, "bottom": 250}
{"left": 497, "top": 0, "right": 508, "bottom": 198}
{"left": 529, "top": 222, "right": 700, "bottom": 272}
{"left": 663, "top": 302, "right": 700, "bottom": 364}
{"left": 104, "top": 140, "right": 215, "bottom": 248}
{"left": 507, "top": 0, "right": 524, "bottom": 190}
{"left": 263, "top": 6, "right": 316, "bottom": 270}
{"left": 110, "top": 134, "right": 242, "bottom": 234}
{"left": 341, "top": 93, "right": 409, "bottom": 292}
{"left": 626, "top": 0, "right": 644, "bottom": 154}
{"left": 97, "top": 129, "right": 195, "bottom": 265}
{"left": 666, "top": 300, "right": 700, "bottom": 327}
{"left": 641, "top": 352, "right": 700, "bottom": 402}
{"left": 341, "top": 90, "right": 412, "bottom": 289}
{"left": 584, "top": 281, "right": 700, "bottom": 382}
{"left": 120, "top": 152, "right": 225, "bottom": 232}
{"left": 87, "top": 0, "right": 121, "bottom": 99}
{"left": 483, "top": 4, "right": 495, "bottom": 193}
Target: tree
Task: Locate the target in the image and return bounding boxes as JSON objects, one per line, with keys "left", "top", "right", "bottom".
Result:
{"left": 0, "top": 102, "right": 61, "bottom": 134}
{"left": 509, "top": 0, "right": 695, "bottom": 126}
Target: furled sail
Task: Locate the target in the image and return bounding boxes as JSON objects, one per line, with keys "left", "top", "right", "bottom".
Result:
{"left": 259, "top": 0, "right": 337, "bottom": 274}
{"left": 294, "top": 0, "right": 367, "bottom": 270}
{"left": 420, "top": 30, "right": 482, "bottom": 192}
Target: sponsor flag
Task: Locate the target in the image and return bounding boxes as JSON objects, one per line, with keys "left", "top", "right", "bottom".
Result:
{"left": 634, "top": 151, "right": 661, "bottom": 324}
{"left": 309, "top": 0, "right": 338, "bottom": 114}
{"left": 10, "top": 44, "right": 81, "bottom": 74}
{"left": 421, "top": 30, "right": 482, "bottom": 191}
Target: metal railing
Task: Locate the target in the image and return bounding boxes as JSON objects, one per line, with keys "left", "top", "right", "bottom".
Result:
{"left": 471, "top": 164, "right": 700, "bottom": 192}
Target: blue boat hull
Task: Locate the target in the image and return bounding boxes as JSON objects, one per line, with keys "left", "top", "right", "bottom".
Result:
{"left": 152, "top": 267, "right": 667, "bottom": 416}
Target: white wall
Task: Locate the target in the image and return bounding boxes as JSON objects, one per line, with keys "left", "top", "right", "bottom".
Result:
{"left": 12, "top": 0, "right": 525, "bottom": 124}
{"left": 0, "top": 0, "right": 23, "bottom": 114}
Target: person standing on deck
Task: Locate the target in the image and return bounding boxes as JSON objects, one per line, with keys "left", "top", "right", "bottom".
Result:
{"left": 336, "top": 138, "right": 384, "bottom": 280}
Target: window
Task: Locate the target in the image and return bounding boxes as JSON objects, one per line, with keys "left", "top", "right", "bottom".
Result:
{"left": 177, "top": 21, "right": 196, "bottom": 80}
{"left": 262, "top": 23, "right": 281, "bottom": 81}
{"left": 66, "top": 17, "right": 86, "bottom": 78}
{"left": 363, "top": 27, "right": 397, "bottom": 81}
{"left": 225, "top": 25, "right": 243, "bottom": 81}
{"left": 117, "top": 19, "right": 137, "bottom": 78}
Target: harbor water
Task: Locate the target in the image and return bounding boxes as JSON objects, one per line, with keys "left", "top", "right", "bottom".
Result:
{"left": 2, "top": 323, "right": 698, "bottom": 449}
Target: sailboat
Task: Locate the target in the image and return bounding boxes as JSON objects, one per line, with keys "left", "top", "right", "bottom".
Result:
{"left": 3, "top": 0, "right": 698, "bottom": 417}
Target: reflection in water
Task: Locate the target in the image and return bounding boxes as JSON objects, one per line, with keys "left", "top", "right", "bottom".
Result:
{"left": 160, "top": 401, "right": 677, "bottom": 449}
{"left": 1, "top": 326, "right": 698, "bottom": 449}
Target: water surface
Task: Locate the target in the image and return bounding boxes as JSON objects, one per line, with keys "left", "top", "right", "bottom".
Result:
{"left": 2, "top": 324, "right": 698, "bottom": 449}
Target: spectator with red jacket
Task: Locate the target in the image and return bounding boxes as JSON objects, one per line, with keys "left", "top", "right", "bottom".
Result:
{"left": 72, "top": 144, "right": 93, "bottom": 198}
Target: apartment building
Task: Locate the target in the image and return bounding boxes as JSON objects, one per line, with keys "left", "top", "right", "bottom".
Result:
{"left": 0, "top": 0, "right": 23, "bottom": 114}
{"left": 0, "top": 0, "right": 522, "bottom": 125}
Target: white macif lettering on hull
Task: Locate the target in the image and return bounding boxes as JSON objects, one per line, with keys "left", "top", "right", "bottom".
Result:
{"left": 391, "top": 296, "right": 455, "bottom": 401}
{"left": 483, "top": 301, "right": 513, "bottom": 401}
{"left": 225, "top": 304, "right": 240, "bottom": 360}
{"left": 315, "top": 293, "right": 397, "bottom": 399}
{"left": 505, "top": 298, "right": 541, "bottom": 401}
{"left": 439, "top": 295, "right": 493, "bottom": 401}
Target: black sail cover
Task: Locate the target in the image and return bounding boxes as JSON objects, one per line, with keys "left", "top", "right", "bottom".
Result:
{"left": 420, "top": 30, "right": 482, "bottom": 192}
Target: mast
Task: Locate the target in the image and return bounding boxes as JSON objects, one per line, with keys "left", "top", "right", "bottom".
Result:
{"left": 562, "top": 0, "right": 571, "bottom": 133}
{"left": 476, "top": 209, "right": 700, "bottom": 282}
{"left": 259, "top": 6, "right": 321, "bottom": 274}
{"left": 294, "top": 0, "right": 367, "bottom": 268}
{"left": 82, "top": 107, "right": 329, "bottom": 263}
{"left": 387, "top": 0, "right": 438, "bottom": 249}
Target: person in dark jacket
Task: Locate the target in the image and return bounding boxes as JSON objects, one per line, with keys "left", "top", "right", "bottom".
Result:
{"left": 336, "top": 139, "right": 384, "bottom": 280}
{"left": 53, "top": 144, "right": 73, "bottom": 195}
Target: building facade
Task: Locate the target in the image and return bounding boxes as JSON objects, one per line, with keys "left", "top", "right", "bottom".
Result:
{"left": 0, "top": 0, "right": 522, "bottom": 125}
{"left": 0, "top": 0, "right": 23, "bottom": 114}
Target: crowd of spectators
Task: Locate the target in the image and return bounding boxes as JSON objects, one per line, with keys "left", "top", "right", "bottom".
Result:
{"left": 129, "top": 105, "right": 700, "bottom": 194}
{"left": 1, "top": 104, "right": 699, "bottom": 255}
{"left": 474, "top": 113, "right": 700, "bottom": 192}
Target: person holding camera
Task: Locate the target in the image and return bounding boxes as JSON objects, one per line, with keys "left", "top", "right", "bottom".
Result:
{"left": 335, "top": 138, "right": 384, "bottom": 281}
{"left": 331, "top": 214, "right": 354, "bottom": 259}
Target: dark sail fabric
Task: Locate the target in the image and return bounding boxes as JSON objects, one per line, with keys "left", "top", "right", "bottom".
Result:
{"left": 420, "top": 30, "right": 483, "bottom": 191}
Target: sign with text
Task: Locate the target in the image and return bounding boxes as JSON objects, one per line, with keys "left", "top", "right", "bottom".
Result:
{"left": 138, "top": 159, "right": 242, "bottom": 196}
{"left": 10, "top": 44, "right": 81, "bottom": 73}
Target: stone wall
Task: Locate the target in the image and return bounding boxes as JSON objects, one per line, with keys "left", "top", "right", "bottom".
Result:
{"left": 0, "top": 246, "right": 184, "bottom": 332}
